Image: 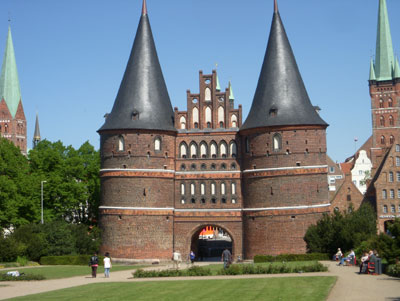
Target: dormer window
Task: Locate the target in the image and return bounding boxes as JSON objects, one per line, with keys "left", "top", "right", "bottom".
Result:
{"left": 269, "top": 107, "right": 277, "bottom": 117}
{"left": 132, "top": 110, "right": 139, "bottom": 120}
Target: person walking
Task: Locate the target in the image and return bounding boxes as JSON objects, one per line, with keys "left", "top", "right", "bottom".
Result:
{"left": 190, "top": 250, "right": 195, "bottom": 264}
{"left": 172, "top": 250, "right": 182, "bottom": 269}
{"left": 89, "top": 253, "right": 99, "bottom": 278}
{"left": 103, "top": 252, "right": 112, "bottom": 278}
{"left": 221, "top": 248, "right": 232, "bottom": 269}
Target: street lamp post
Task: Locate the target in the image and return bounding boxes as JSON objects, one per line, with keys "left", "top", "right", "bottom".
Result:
{"left": 41, "top": 180, "right": 47, "bottom": 224}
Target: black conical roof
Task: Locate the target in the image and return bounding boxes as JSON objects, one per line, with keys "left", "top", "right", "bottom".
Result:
{"left": 241, "top": 7, "right": 327, "bottom": 131}
{"left": 99, "top": 7, "right": 176, "bottom": 132}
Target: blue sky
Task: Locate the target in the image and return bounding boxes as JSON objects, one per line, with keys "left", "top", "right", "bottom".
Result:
{"left": 1, "top": 0, "right": 399, "bottom": 162}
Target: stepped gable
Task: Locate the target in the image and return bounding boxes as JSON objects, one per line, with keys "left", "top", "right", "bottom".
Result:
{"left": 241, "top": 1, "right": 327, "bottom": 130}
{"left": 99, "top": 0, "right": 176, "bottom": 132}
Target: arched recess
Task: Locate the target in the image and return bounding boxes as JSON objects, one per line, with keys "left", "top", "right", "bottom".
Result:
{"left": 205, "top": 107, "right": 212, "bottom": 126}
{"left": 200, "top": 141, "right": 208, "bottom": 158}
{"left": 179, "top": 142, "right": 188, "bottom": 158}
{"left": 189, "top": 224, "right": 234, "bottom": 261}
{"left": 220, "top": 140, "right": 228, "bottom": 158}
{"left": 205, "top": 87, "right": 211, "bottom": 101}
{"left": 192, "top": 107, "right": 199, "bottom": 128}
{"left": 218, "top": 106, "right": 224, "bottom": 126}
{"left": 231, "top": 114, "right": 237, "bottom": 128}
{"left": 180, "top": 116, "right": 186, "bottom": 129}
{"left": 190, "top": 142, "right": 198, "bottom": 158}
{"left": 210, "top": 141, "right": 218, "bottom": 158}
{"left": 229, "top": 140, "right": 237, "bottom": 157}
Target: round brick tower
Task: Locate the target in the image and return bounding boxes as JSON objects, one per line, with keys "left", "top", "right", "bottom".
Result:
{"left": 98, "top": 0, "right": 177, "bottom": 260}
{"left": 240, "top": 1, "right": 330, "bottom": 258}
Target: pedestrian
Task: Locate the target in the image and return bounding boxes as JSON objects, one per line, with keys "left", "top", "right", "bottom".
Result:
{"left": 190, "top": 250, "right": 195, "bottom": 264}
{"left": 221, "top": 248, "right": 232, "bottom": 269}
{"left": 103, "top": 252, "right": 112, "bottom": 278}
{"left": 89, "top": 252, "right": 99, "bottom": 278}
{"left": 172, "top": 250, "right": 182, "bottom": 269}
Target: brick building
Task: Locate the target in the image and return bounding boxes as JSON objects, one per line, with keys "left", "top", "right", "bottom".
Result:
{"left": 98, "top": 0, "right": 330, "bottom": 260}
{"left": 0, "top": 27, "right": 27, "bottom": 155}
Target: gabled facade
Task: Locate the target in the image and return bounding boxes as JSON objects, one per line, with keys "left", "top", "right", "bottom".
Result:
{"left": 0, "top": 27, "right": 27, "bottom": 155}
{"left": 98, "top": 0, "right": 329, "bottom": 260}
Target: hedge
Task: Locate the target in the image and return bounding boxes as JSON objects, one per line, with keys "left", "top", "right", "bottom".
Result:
{"left": 133, "top": 266, "right": 212, "bottom": 278}
{"left": 386, "top": 263, "right": 400, "bottom": 278}
{"left": 253, "top": 253, "right": 329, "bottom": 263}
{"left": 0, "top": 273, "right": 46, "bottom": 281}
{"left": 40, "top": 255, "right": 104, "bottom": 266}
{"left": 217, "top": 262, "right": 327, "bottom": 275}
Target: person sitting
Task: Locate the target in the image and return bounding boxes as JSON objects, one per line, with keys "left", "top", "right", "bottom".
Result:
{"left": 359, "top": 252, "right": 369, "bottom": 274}
{"left": 338, "top": 249, "right": 355, "bottom": 266}
{"left": 333, "top": 248, "right": 343, "bottom": 261}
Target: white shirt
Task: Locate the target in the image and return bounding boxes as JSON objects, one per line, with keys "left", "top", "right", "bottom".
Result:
{"left": 104, "top": 257, "right": 111, "bottom": 268}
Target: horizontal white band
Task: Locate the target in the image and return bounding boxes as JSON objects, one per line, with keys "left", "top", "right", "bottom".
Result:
{"left": 243, "top": 165, "right": 328, "bottom": 173}
{"left": 242, "top": 203, "right": 331, "bottom": 211}
{"left": 99, "top": 206, "right": 174, "bottom": 211}
{"left": 176, "top": 171, "right": 241, "bottom": 175}
{"left": 100, "top": 168, "right": 175, "bottom": 173}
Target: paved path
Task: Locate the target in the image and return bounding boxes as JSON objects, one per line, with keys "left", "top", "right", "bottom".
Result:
{"left": 0, "top": 261, "right": 399, "bottom": 300}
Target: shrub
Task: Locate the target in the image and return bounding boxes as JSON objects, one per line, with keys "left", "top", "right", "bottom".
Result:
{"left": 16, "top": 256, "right": 28, "bottom": 267}
{"left": 254, "top": 253, "right": 329, "bottom": 263}
{"left": 217, "top": 262, "right": 326, "bottom": 275}
{"left": 0, "top": 273, "right": 46, "bottom": 281}
{"left": 386, "top": 263, "right": 400, "bottom": 278}
{"left": 40, "top": 255, "right": 104, "bottom": 266}
{"left": 133, "top": 266, "right": 211, "bottom": 278}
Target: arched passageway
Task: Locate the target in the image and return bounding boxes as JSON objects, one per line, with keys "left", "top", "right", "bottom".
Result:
{"left": 190, "top": 225, "right": 233, "bottom": 262}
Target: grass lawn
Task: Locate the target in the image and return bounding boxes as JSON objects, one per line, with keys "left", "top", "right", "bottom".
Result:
{"left": 1, "top": 265, "right": 147, "bottom": 280}
{"left": 9, "top": 276, "right": 337, "bottom": 301}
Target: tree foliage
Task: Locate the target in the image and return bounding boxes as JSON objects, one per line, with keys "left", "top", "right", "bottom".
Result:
{"left": 0, "top": 138, "right": 100, "bottom": 228}
{"left": 304, "top": 203, "right": 377, "bottom": 255}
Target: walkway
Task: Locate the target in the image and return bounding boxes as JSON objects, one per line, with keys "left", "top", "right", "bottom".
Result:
{"left": 0, "top": 261, "right": 399, "bottom": 300}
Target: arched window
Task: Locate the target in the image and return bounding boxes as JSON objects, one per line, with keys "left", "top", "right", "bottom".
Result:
{"left": 205, "top": 87, "right": 211, "bottom": 101}
{"left": 220, "top": 142, "right": 227, "bottom": 158}
{"left": 180, "top": 116, "right": 186, "bottom": 129}
{"left": 221, "top": 183, "right": 226, "bottom": 195}
{"left": 381, "top": 136, "right": 386, "bottom": 145}
{"left": 380, "top": 116, "right": 385, "bottom": 126}
{"left": 389, "top": 172, "right": 394, "bottom": 182}
{"left": 379, "top": 99, "right": 384, "bottom": 108}
{"left": 231, "top": 182, "right": 236, "bottom": 195}
{"left": 180, "top": 183, "right": 185, "bottom": 195}
{"left": 180, "top": 143, "right": 188, "bottom": 158}
{"left": 201, "top": 183, "right": 205, "bottom": 195}
{"left": 200, "top": 143, "right": 207, "bottom": 158}
{"left": 273, "top": 133, "right": 282, "bottom": 151}
{"left": 118, "top": 136, "right": 125, "bottom": 151}
{"left": 383, "top": 205, "right": 388, "bottom": 213}
{"left": 190, "top": 143, "right": 198, "bottom": 158}
{"left": 211, "top": 183, "right": 216, "bottom": 195}
{"left": 396, "top": 144, "right": 400, "bottom": 152}
{"left": 391, "top": 204, "right": 396, "bottom": 212}
{"left": 230, "top": 141, "right": 237, "bottom": 157}
{"left": 397, "top": 157, "right": 400, "bottom": 166}
{"left": 390, "top": 190, "right": 395, "bottom": 199}
{"left": 192, "top": 107, "right": 199, "bottom": 128}
{"left": 5, "top": 124, "right": 8, "bottom": 133}
{"left": 210, "top": 142, "right": 217, "bottom": 158}
{"left": 389, "top": 115, "right": 394, "bottom": 126}
{"left": 388, "top": 98, "right": 393, "bottom": 107}
{"left": 382, "top": 189, "right": 387, "bottom": 199}
{"left": 390, "top": 135, "right": 395, "bottom": 144}
{"left": 218, "top": 106, "right": 224, "bottom": 126}
{"left": 154, "top": 137, "right": 161, "bottom": 151}
{"left": 205, "top": 107, "right": 212, "bottom": 126}
{"left": 191, "top": 183, "right": 195, "bottom": 195}
{"left": 231, "top": 114, "right": 238, "bottom": 128}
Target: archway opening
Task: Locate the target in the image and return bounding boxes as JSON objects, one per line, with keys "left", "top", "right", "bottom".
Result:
{"left": 384, "top": 220, "right": 394, "bottom": 234}
{"left": 190, "top": 225, "right": 232, "bottom": 262}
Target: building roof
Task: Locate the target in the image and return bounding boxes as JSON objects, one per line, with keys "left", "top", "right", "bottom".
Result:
{"left": 98, "top": 0, "right": 175, "bottom": 132}
{"left": 340, "top": 162, "right": 353, "bottom": 175}
{"left": 33, "top": 112, "right": 41, "bottom": 140}
{"left": 229, "top": 81, "right": 235, "bottom": 100}
{"left": 241, "top": 1, "right": 327, "bottom": 131}
{"left": 373, "top": 0, "right": 395, "bottom": 81}
{"left": 0, "top": 27, "right": 22, "bottom": 119}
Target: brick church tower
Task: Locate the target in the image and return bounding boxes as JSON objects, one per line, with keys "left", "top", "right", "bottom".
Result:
{"left": 0, "top": 27, "right": 27, "bottom": 155}
{"left": 239, "top": 1, "right": 329, "bottom": 257}
{"left": 98, "top": 0, "right": 177, "bottom": 259}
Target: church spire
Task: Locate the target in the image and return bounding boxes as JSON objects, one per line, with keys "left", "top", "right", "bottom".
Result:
{"left": 369, "top": 58, "right": 376, "bottom": 81}
{"left": 241, "top": 1, "right": 326, "bottom": 130}
{"left": 229, "top": 81, "right": 235, "bottom": 100}
{"left": 0, "top": 26, "right": 22, "bottom": 118}
{"left": 99, "top": 1, "right": 175, "bottom": 132}
{"left": 33, "top": 112, "right": 41, "bottom": 148}
{"left": 374, "top": 0, "right": 395, "bottom": 81}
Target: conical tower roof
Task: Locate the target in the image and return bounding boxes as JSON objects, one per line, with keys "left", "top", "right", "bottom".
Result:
{"left": 33, "top": 112, "right": 41, "bottom": 140}
{"left": 374, "top": 0, "right": 395, "bottom": 81}
{"left": 241, "top": 1, "right": 327, "bottom": 131}
{"left": 99, "top": 0, "right": 176, "bottom": 132}
{"left": 0, "top": 27, "right": 22, "bottom": 118}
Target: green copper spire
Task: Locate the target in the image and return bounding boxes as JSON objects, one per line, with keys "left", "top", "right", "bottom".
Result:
{"left": 216, "top": 73, "right": 221, "bottom": 91}
{"left": 369, "top": 58, "right": 376, "bottom": 81}
{"left": 0, "top": 27, "right": 22, "bottom": 118}
{"left": 394, "top": 57, "right": 400, "bottom": 79}
{"left": 375, "top": 0, "right": 395, "bottom": 81}
{"left": 229, "top": 81, "right": 235, "bottom": 100}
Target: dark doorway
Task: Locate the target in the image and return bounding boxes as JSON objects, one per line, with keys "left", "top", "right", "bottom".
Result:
{"left": 190, "top": 225, "right": 232, "bottom": 262}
